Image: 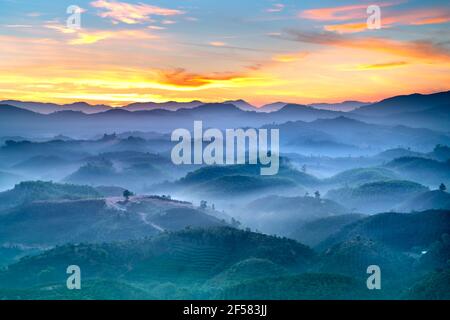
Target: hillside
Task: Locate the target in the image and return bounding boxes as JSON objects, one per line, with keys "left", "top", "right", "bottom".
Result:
{"left": 326, "top": 180, "right": 429, "bottom": 213}
{"left": 397, "top": 190, "right": 450, "bottom": 212}
{"left": 406, "top": 269, "right": 450, "bottom": 300}
{"left": 0, "top": 227, "right": 314, "bottom": 290}
{"left": 0, "top": 195, "right": 228, "bottom": 246}
{"left": 384, "top": 157, "right": 450, "bottom": 186}
{"left": 242, "top": 195, "right": 348, "bottom": 236}
{"left": 353, "top": 91, "right": 450, "bottom": 116}
{"left": 318, "top": 210, "right": 450, "bottom": 251}
{"left": 168, "top": 162, "right": 318, "bottom": 198}
{"left": 216, "top": 273, "right": 374, "bottom": 300}
{"left": 0, "top": 181, "right": 101, "bottom": 211}
{"left": 324, "top": 167, "right": 399, "bottom": 187}
{"left": 289, "top": 214, "right": 364, "bottom": 247}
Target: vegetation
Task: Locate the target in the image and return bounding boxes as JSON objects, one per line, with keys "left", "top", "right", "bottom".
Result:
{"left": 0, "top": 181, "right": 101, "bottom": 211}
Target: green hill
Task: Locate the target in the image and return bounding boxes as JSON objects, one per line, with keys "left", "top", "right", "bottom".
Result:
{"left": 406, "top": 269, "right": 450, "bottom": 300}
{"left": 179, "top": 161, "right": 320, "bottom": 187}
{"left": 0, "top": 280, "right": 154, "bottom": 300}
{"left": 318, "top": 210, "right": 450, "bottom": 251}
{"left": 216, "top": 273, "right": 375, "bottom": 300}
{"left": 384, "top": 157, "right": 450, "bottom": 186}
{"left": 324, "top": 167, "right": 399, "bottom": 187}
{"left": 0, "top": 227, "right": 314, "bottom": 290}
{"left": 0, "top": 196, "right": 228, "bottom": 246}
{"left": 205, "top": 258, "right": 288, "bottom": 288}
{"left": 290, "top": 214, "right": 364, "bottom": 247}
{"left": 313, "top": 237, "right": 414, "bottom": 283}
{"left": 397, "top": 190, "right": 450, "bottom": 212}
{"left": 243, "top": 195, "right": 348, "bottom": 236}
{"left": 326, "top": 180, "right": 429, "bottom": 213}
{"left": 0, "top": 181, "right": 101, "bottom": 211}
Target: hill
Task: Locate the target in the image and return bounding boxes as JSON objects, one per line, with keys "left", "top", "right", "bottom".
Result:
{"left": 216, "top": 273, "right": 374, "bottom": 300}
{"left": 384, "top": 157, "right": 450, "bottom": 186}
{"left": 289, "top": 214, "right": 364, "bottom": 247}
{"left": 326, "top": 180, "right": 429, "bottom": 213}
{"left": 0, "top": 195, "right": 228, "bottom": 246}
{"left": 406, "top": 269, "right": 450, "bottom": 300}
{"left": 318, "top": 210, "right": 450, "bottom": 251}
{"left": 0, "top": 181, "right": 101, "bottom": 211}
{"left": 353, "top": 91, "right": 450, "bottom": 116}
{"left": 242, "top": 195, "right": 348, "bottom": 236}
{"left": 324, "top": 167, "right": 399, "bottom": 187}
{"left": 0, "top": 227, "right": 314, "bottom": 289}
{"left": 398, "top": 190, "right": 450, "bottom": 212}
{"left": 168, "top": 162, "right": 319, "bottom": 198}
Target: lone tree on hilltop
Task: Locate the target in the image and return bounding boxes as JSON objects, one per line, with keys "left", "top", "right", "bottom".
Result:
{"left": 439, "top": 183, "right": 447, "bottom": 192}
{"left": 123, "top": 189, "right": 134, "bottom": 201}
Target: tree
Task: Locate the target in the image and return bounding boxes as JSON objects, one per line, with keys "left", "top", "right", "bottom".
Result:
{"left": 301, "top": 165, "right": 307, "bottom": 173}
{"left": 314, "top": 191, "right": 321, "bottom": 199}
{"left": 200, "top": 200, "right": 207, "bottom": 209}
{"left": 439, "top": 183, "right": 447, "bottom": 192}
{"left": 123, "top": 189, "right": 134, "bottom": 201}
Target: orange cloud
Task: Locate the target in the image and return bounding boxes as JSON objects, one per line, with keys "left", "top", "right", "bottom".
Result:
{"left": 45, "top": 24, "right": 159, "bottom": 45}
{"left": 306, "top": 4, "right": 450, "bottom": 33}
{"left": 382, "top": 8, "right": 450, "bottom": 26}
{"left": 71, "top": 30, "right": 158, "bottom": 45}
{"left": 324, "top": 22, "right": 368, "bottom": 34}
{"left": 157, "top": 68, "right": 251, "bottom": 88}
{"left": 209, "top": 41, "right": 227, "bottom": 47}
{"left": 90, "top": 0, "right": 184, "bottom": 24}
{"left": 286, "top": 30, "right": 450, "bottom": 62}
{"left": 356, "top": 61, "right": 408, "bottom": 70}
{"left": 300, "top": 3, "right": 376, "bottom": 21}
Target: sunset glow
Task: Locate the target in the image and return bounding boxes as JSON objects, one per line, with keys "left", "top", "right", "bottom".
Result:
{"left": 0, "top": 0, "right": 449, "bottom": 106}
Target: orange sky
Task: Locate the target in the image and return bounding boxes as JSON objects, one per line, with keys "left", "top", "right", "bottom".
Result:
{"left": 0, "top": 0, "right": 449, "bottom": 106}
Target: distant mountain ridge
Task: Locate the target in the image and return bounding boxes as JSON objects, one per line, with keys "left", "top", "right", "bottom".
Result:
{"left": 3, "top": 90, "right": 447, "bottom": 115}
{"left": 352, "top": 91, "right": 450, "bottom": 116}
{"left": 0, "top": 99, "right": 348, "bottom": 114}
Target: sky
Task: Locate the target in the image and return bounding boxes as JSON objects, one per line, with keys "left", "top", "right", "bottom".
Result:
{"left": 0, "top": 0, "right": 449, "bottom": 106}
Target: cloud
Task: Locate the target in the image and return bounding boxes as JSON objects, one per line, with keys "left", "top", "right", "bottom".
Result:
{"left": 382, "top": 8, "right": 450, "bottom": 27}
{"left": 285, "top": 30, "right": 450, "bottom": 62}
{"left": 356, "top": 61, "right": 408, "bottom": 70}
{"left": 4, "top": 24, "right": 33, "bottom": 28}
{"left": 272, "top": 52, "right": 308, "bottom": 62}
{"left": 267, "top": 4, "right": 285, "bottom": 13}
{"left": 148, "top": 25, "right": 166, "bottom": 30}
{"left": 325, "top": 8, "right": 450, "bottom": 33}
{"left": 209, "top": 41, "right": 227, "bottom": 47}
{"left": 162, "top": 20, "right": 177, "bottom": 25}
{"left": 90, "top": 0, "right": 184, "bottom": 24}
{"left": 300, "top": 4, "right": 373, "bottom": 21}
{"left": 324, "top": 22, "right": 368, "bottom": 34}
{"left": 45, "top": 24, "right": 77, "bottom": 34}
{"left": 45, "top": 24, "right": 159, "bottom": 44}
{"left": 157, "top": 68, "right": 246, "bottom": 88}
{"left": 302, "top": 3, "right": 450, "bottom": 32}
